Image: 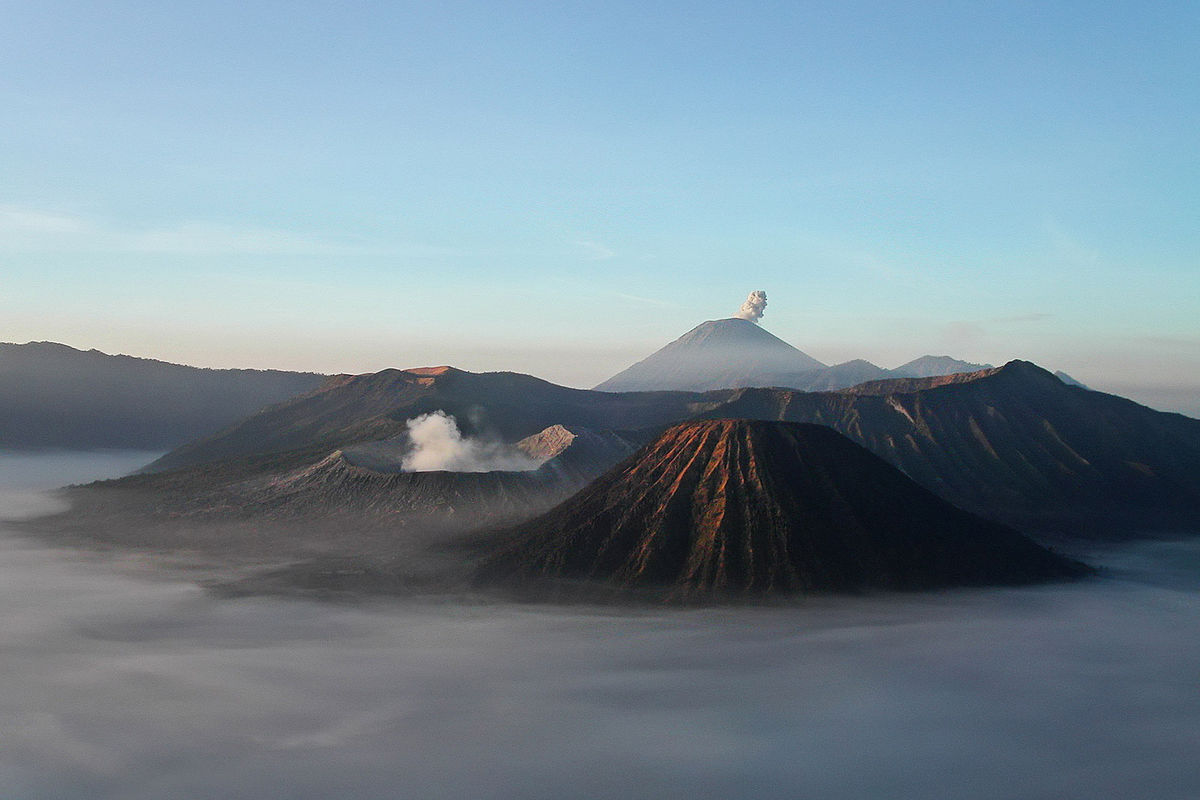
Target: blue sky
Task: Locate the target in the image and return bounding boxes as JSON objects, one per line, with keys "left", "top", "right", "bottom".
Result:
{"left": 2, "top": 1, "right": 1197, "bottom": 413}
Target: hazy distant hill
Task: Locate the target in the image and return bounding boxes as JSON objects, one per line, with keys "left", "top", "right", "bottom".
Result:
{"left": 1054, "top": 370, "right": 1089, "bottom": 389}
{"left": 892, "top": 355, "right": 991, "bottom": 378}
{"left": 594, "top": 319, "right": 989, "bottom": 392}
{"left": 0, "top": 342, "right": 325, "bottom": 450}
{"left": 774, "top": 359, "right": 892, "bottom": 391}
{"left": 477, "top": 420, "right": 1088, "bottom": 599}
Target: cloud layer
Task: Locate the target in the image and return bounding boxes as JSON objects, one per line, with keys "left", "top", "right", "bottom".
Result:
{"left": 3, "top": 453, "right": 1200, "bottom": 799}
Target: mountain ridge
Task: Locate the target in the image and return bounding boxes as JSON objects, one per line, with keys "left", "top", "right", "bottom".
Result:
{"left": 0, "top": 341, "right": 326, "bottom": 450}
{"left": 144, "top": 366, "right": 716, "bottom": 474}
{"left": 694, "top": 360, "right": 1200, "bottom": 532}
{"left": 892, "top": 354, "right": 991, "bottom": 378}
{"left": 130, "top": 358, "right": 1200, "bottom": 536}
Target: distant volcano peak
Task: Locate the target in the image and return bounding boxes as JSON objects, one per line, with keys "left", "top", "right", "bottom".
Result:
{"left": 595, "top": 316, "right": 1001, "bottom": 394}
{"left": 594, "top": 318, "right": 826, "bottom": 393}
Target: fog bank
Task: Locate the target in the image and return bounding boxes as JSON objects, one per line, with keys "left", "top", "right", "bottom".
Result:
{"left": 2, "top": 453, "right": 1199, "bottom": 799}
{"left": 0, "top": 450, "right": 160, "bottom": 520}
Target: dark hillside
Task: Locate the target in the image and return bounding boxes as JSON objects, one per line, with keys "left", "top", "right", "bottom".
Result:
{"left": 0, "top": 341, "right": 324, "bottom": 450}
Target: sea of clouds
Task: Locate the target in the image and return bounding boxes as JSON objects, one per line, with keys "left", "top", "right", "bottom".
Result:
{"left": 2, "top": 452, "right": 1199, "bottom": 799}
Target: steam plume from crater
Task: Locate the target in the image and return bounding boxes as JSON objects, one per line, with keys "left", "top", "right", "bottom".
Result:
{"left": 401, "top": 411, "right": 542, "bottom": 473}
{"left": 734, "top": 290, "right": 768, "bottom": 322}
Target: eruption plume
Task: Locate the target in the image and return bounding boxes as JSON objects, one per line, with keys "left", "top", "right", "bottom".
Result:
{"left": 734, "top": 290, "right": 768, "bottom": 322}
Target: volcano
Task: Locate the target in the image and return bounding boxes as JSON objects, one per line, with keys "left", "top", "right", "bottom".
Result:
{"left": 595, "top": 318, "right": 827, "bottom": 392}
{"left": 592, "top": 319, "right": 991, "bottom": 393}
{"left": 477, "top": 419, "right": 1089, "bottom": 599}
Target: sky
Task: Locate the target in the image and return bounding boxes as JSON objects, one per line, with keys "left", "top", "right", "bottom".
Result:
{"left": 1, "top": 1, "right": 1197, "bottom": 414}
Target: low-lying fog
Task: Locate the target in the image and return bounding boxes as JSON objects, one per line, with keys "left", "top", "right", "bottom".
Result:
{"left": 3, "top": 452, "right": 1199, "bottom": 800}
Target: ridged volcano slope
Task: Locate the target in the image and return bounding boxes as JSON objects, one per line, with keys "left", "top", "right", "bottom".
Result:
{"left": 695, "top": 361, "right": 1200, "bottom": 532}
{"left": 478, "top": 420, "right": 1088, "bottom": 598}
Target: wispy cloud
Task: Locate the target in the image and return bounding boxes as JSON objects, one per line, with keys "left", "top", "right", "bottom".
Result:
{"left": 940, "top": 320, "right": 986, "bottom": 344}
{"left": 991, "top": 312, "right": 1053, "bottom": 324}
{"left": 1136, "top": 334, "right": 1200, "bottom": 350}
{"left": 266, "top": 710, "right": 393, "bottom": 751}
{"left": 574, "top": 238, "right": 616, "bottom": 261}
{"left": 1044, "top": 220, "right": 1102, "bottom": 266}
{"left": 547, "top": 273, "right": 677, "bottom": 310}
{"left": 934, "top": 312, "right": 1053, "bottom": 346}
{"left": 0, "top": 205, "right": 450, "bottom": 257}
{"left": 613, "top": 291, "right": 674, "bottom": 308}
{"left": 791, "top": 233, "right": 930, "bottom": 285}
{"left": 0, "top": 207, "right": 92, "bottom": 236}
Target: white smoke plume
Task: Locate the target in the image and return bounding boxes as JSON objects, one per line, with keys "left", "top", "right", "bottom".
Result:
{"left": 734, "top": 290, "right": 768, "bottom": 322}
{"left": 401, "top": 411, "right": 542, "bottom": 473}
